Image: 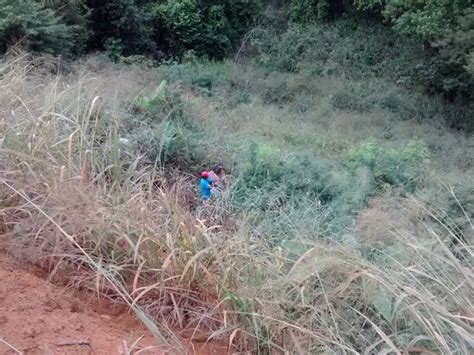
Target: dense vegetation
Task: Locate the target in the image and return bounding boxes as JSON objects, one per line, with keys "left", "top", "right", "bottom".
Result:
{"left": 1, "top": 1, "right": 473, "bottom": 108}
{"left": 0, "top": 0, "right": 473, "bottom": 354}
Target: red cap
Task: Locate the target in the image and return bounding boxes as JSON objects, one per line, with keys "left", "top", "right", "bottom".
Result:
{"left": 201, "top": 171, "right": 209, "bottom": 178}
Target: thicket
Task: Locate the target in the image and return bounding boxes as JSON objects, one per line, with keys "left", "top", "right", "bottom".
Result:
{"left": 0, "top": 0, "right": 262, "bottom": 59}
{"left": 250, "top": 17, "right": 473, "bottom": 129}
{"left": 155, "top": 58, "right": 464, "bottom": 241}
{"left": 1, "top": 52, "right": 473, "bottom": 354}
{"left": 152, "top": 0, "right": 262, "bottom": 58}
{"left": 1, "top": 1, "right": 473, "bottom": 354}
{"left": 1, "top": 0, "right": 472, "bottom": 111}
{"left": 0, "top": 0, "right": 76, "bottom": 54}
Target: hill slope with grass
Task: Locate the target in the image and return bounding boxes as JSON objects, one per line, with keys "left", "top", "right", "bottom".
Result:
{"left": 0, "top": 17, "right": 473, "bottom": 354}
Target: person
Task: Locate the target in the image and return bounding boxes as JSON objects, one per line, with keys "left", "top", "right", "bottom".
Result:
{"left": 199, "top": 171, "right": 213, "bottom": 200}
{"left": 208, "top": 162, "right": 225, "bottom": 187}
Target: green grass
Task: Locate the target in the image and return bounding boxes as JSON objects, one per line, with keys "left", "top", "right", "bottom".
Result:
{"left": 0, "top": 45, "right": 473, "bottom": 354}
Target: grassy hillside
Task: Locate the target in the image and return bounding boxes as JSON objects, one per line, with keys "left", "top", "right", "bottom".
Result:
{"left": 1, "top": 25, "right": 473, "bottom": 354}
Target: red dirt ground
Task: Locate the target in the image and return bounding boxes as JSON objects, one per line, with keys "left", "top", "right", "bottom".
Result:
{"left": 0, "top": 251, "right": 228, "bottom": 354}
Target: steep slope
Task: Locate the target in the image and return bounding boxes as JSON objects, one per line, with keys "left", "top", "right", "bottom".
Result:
{"left": 0, "top": 249, "right": 161, "bottom": 354}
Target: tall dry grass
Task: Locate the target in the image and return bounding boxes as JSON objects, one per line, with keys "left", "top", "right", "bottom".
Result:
{"left": 0, "top": 53, "right": 472, "bottom": 353}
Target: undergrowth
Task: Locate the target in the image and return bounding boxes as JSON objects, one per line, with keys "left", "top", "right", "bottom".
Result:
{"left": 0, "top": 52, "right": 473, "bottom": 354}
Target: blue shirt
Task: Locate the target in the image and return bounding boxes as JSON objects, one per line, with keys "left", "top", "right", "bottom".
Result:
{"left": 200, "top": 178, "right": 212, "bottom": 200}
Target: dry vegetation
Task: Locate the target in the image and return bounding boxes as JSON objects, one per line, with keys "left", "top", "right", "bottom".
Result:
{"left": 0, "top": 52, "right": 473, "bottom": 353}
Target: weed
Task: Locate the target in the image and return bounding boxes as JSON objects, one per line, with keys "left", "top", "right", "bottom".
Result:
{"left": 347, "top": 139, "right": 429, "bottom": 190}
{"left": 1, "top": 52, "right": 473, "bottom": 354}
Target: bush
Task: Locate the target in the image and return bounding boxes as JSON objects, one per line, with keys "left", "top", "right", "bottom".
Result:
{"left": 413, "top": 54, "right": 474, "bottom": 105}
{"left": 124, "top": 81, "right": 210, "bottom": 169}
{"left": 152, "top": 0, "right": 261, "bottom": 58}
{"left": 131, "top": 121, "right": 196, "bottom": 166}
{"left": 87, "top": 0, "right": 155, "bottom": 56}
{"left": 119, "top": 55, "right": 157, "bottom": 68}
{"left": 232, "top": 143, "right": 334, "bottom": 210}
{"left": 348, "top": 139, "right": 429, "bottom": 189}
{"left": 330, "top": 90, "right": 370, "bottom": 112}
{"left": 228, "top": 142, "right": 377, "bottom": 238}
{"left": 42, "top": 0, "right": 91, "bottom": 54}
{"left": 290, "top": 0, "right": 329, "bottom": 23}
{"left": 133, "top": 81, "right": 184, "bottom": 122}
{"left": 0, "top": 0, "right": 76, "bottom": 54}
{"left": 251, "top": 19, "right": 474, "bottom": 129}
{"left": 251, "top": 19, "right": 422, "bottom": 78}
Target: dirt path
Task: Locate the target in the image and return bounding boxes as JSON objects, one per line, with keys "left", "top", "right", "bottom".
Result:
{"left": 0, "top": 252, "right": 227, "bottom": 354}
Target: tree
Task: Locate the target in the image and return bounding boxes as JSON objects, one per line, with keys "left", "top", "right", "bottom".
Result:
{"left": 289, "top": 0, "right": 349, "bottom": 23}
{"left": 152, "top": 0, "right": 261, "bottom": 58}
{"left": 290, "top": 0, "right": 329, "bottom": 22}
{"left": 86, "top": 0, "right": 155, "bottom": 56}
{"left": 0, "top": 0, "right": 75, "bottom": 54}
{"left": 354, "top": 0, "right": 473, "bottom": 102}
{"left": 40, "top": 0, "right": 91, "bottom": 53}
{"left": 354, "top": 0, "right": 472, "bottom": 39}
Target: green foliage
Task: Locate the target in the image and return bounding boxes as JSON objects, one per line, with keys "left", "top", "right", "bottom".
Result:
{"left": 352, "top": 1, "right": 474, "bottom": 104}
{"left": 424, "top": 183, "right": 474, "bottom": 248}
{"left": 1, "top": 0, "right": 261, "bottom": 58}
{"left": 132, "top": 121, "right": 193, "bottom": 165}
{"left": 251, "top": 20, "right": 423, "bottom": 75}
{"left": 87, "top": 0, "right": 155, "bottom": 56}
{"left": 0, "top": 0, "right": 76, "bottom": 53}
{"left": 103, "top": 38, "right": 123, "bottom": 62}
{"left": 191, "top": 72, "right": 215, "bottom": 92}
{"left": 119, "top": 54, "right": 157, "bottom": 67}
{"left": 41, "top": 0, "right": 91, "bottom": 53}
{"left": 228, "top": 142, "right": 376, "bottom": 237}
{"left": 127, "top": 82, "right": 205, "bottom": 168}
{"left": 251, "top": 19, "right": 474, "bottom": 128}
{"left": 290, "top": 0, "right": 329, "bottom": 23}
{"left": 289, "top": 0, "right": 351, "bottom": 23}
{"left": 348, "top": 139, "right": 429, "bottom": 189}
{"left": 134, "top": 81, "right": 184, "bottom": 121}
{"left": 152, "top": 0, "right": 261, "bottom": 58}
{"left": 235, "top": 143, "right": 333, "bottom": 208}
{"left": 355, "top": 0, "right": 472, "bottom": 39}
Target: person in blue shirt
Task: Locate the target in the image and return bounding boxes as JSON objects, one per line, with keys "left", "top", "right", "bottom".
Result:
{"left": 199, "top": 171, "right": 213, "bottom": 200}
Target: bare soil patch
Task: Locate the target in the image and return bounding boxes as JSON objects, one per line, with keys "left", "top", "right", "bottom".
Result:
{"left": 0, "top": 249, "right": 227, "bottom": 354}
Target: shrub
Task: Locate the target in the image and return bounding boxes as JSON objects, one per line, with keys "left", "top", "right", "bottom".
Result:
{"left": 119, "top": 55, "right": 157, "bottom": 68}
{"left": 128, "top": 81, "right": 206, "bottom": 169}
{"left": 87, "top": 0, "right": 155, "bottom": 56}
{"left": 0, "top": 0, "right": 76, "bottom": 54}
{"left": 348, "top": 139, "right": 429, "bottom": 189}
{"left": 191, "top": 73, "right": 215, "bottom": 93}
{"left": 103, "top": 38, "right": 123, "bottom": 62}
{"left": 290, "top": 0, "right": 329, "bottom": 23}
{"left": 131, "top": 121, "right": 196, "bottom": 166}
{"left": 250, "top": 19, "right": 474, "bottom": 128}
{"left": 232, "top": 143, "right": 336, "bottom": 209}
{"left": 133, "top": 81, "right": 184, "bottom": 122}
{"left": 229, "top": 142, "right": 377, "bottom": 238}
{"left": 42, "top": 0, "right": 91, "bottom": 54}
{"left": 152, "top": 0, "right": 261, "bottom": 58}
{"left": 330, "top": 90, "right": 370, "bottom": 112}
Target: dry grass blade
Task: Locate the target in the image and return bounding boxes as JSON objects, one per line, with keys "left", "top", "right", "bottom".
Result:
{"left": 1, "top": 53, "right": 473, "bottom": 354}
{"left": 351, "top": 308, "right": 399, "bottom": 353}
{"left": 0, "top": 180, "right": 173, "bottom": 350}
{"left": 0, "top": 338, "right": 23, "bottom": 355}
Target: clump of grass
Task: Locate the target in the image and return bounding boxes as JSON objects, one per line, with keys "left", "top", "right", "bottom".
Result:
{"left": 347, "top": 138, "right": 429, "bottom": 190}
{"left": 1, "top": 53, "right": 473, "bottom": 354}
